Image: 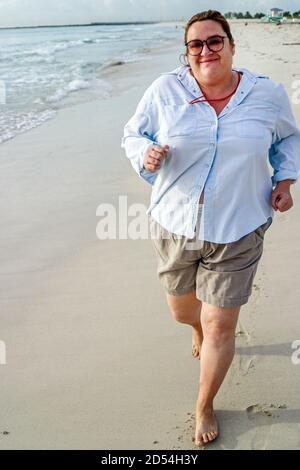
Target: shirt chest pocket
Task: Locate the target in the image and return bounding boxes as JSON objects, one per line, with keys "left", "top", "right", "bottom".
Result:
{"left": 160, "top": 103, "right": 200, "bottom": 137}
{"left": 234, "top": 106, "right": 274, "bottom": 140}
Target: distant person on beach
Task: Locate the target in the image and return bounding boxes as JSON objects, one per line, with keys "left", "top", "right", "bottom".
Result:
{"left": 122, "top": 10, "right": 300, "bottom": 446}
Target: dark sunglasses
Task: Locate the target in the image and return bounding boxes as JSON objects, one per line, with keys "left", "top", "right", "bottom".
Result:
{"left": 185, "top": 35, "right": 227, "bottom": 56}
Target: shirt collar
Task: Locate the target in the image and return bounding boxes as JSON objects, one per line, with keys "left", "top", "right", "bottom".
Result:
{"left": 161, "top": 65, "right": 258, "bottom": 112}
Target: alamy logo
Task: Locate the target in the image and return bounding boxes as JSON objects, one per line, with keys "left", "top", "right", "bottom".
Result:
{"left": 95, "top": 196, "right": 203, "bottom": 247}
{"left": 0, "top": 80, "right": 6, "bottom": 105}
{"left": 0, "top": 340, "right": 6, "bottom": 365}
{"left": 291, "top": 340, "right": 300, "bottom": 365}
{"left": 291, "top": 80, "right": 300, "bottom": 105}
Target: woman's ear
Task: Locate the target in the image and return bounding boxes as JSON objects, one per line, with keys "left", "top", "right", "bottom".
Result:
{"left": 231, "top": 41, "right": 236, "bottom": 56}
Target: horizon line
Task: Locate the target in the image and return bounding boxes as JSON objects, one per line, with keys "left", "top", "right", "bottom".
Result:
{"left": 0, "top": 21, "right": 181, "bottom": 30}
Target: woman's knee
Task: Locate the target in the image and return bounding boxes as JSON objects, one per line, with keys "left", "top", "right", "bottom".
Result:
{"left": 201, "top": 303, "right": 240, "bottom": 342}
{"left": 166, "top": 290, "right": 201, "bottom": 324}
{"left": 204, "top": 322, "right": 235, "bottom": 345}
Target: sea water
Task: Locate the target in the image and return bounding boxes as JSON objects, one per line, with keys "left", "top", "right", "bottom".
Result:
{"left": 0, "top": 23, "right": 182, "bottom": 144}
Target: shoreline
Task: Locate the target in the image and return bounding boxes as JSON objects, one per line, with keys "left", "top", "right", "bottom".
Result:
{"left": 0, "top": 32, "right": 183, "bottom": 146}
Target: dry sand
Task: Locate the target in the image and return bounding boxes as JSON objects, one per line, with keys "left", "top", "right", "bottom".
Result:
{"left": 0, "top": 21, "right": 300, "bottom": 450}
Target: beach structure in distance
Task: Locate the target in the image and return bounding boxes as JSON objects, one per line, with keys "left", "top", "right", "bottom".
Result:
{"left": 260, "top": 7, "right": 284, "bottom": 23}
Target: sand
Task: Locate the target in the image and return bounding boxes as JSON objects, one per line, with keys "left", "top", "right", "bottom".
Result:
{"left": 0, "top": 20, "right": 300, "bottom": 450}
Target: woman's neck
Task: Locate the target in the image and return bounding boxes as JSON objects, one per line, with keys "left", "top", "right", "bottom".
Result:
{"left": 190, "top": 69, "right": 238, "bottom": 100}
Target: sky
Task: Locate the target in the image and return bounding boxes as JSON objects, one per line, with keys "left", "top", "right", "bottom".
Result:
{"left": 0, "top": 0, "right": 299, "bottom": 28}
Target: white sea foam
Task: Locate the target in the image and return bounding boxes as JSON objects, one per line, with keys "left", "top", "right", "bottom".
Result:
{"left": 47, "top": 79, "right": 90, "bottom": 103}
{"left": 0, "top": 109, "right": 57, "bottom": 144}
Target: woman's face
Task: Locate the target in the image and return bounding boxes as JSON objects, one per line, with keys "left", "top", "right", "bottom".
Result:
{"left": 186, "top": 20, "right": 235, "bottom": 81}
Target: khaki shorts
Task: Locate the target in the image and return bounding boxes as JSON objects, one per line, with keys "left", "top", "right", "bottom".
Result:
{"left": 149, "top": 207, "right": 272, "bottom": 308}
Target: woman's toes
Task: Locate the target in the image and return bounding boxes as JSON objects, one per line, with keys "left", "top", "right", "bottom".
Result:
{"left": 192, "top": 327, "right": 202, "bottom": 359}
{"left": 195, "top": 410, "right": 219, "bottom": 446}
{"left": 192, "top": 344, "right": 199, "bottom": 358}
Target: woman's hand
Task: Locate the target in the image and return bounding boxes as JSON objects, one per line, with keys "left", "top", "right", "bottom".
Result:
{"left": 143, "top": 144, "right": 169, "bottom": 172}
{"left": 271, "top": 180, "right": 294, "bottom": 212}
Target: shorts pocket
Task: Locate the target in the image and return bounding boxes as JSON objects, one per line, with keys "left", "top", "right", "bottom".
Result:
{"left": 149, "top": 217, "right": 172, "bottom": 260}
{"left": 254, "top": 217, "right": 273, "bottom": 240}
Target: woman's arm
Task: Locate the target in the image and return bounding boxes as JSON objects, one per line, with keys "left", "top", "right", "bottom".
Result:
{"left": 268, "top": 83, "right": 300, "bottom": 185}
{"left": 121, "top": 86, "right": 163, "bottom": 186}
{"left": 269, "top": 84, "right": 300, "bottom": 211}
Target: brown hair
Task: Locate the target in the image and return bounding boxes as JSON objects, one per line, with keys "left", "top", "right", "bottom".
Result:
{"left": 180, "top": 10, "right": 234, "bottom": 65}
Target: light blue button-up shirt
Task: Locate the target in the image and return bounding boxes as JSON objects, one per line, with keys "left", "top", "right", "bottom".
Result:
{"left": 121, "top": 65, "right": 300, "bottom": 243}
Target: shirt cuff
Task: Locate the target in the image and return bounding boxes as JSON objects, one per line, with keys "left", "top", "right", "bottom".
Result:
{"left": 272, "top": 172, "right": 298, "bottom": 186}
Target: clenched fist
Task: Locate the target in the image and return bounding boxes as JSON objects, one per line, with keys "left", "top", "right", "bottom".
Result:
{"left": 271, "top": 180, "right": 294, "bottom": 212}
{"left": 143, "top": 144, "right": 169, "bottom": 172}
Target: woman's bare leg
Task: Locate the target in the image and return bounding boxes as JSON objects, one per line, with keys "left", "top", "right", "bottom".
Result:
{"left": 195, "top": 301, "right": 240, "bottom": 445}
{"left": 166, "top": 290, "right": 203, "bottom": 359}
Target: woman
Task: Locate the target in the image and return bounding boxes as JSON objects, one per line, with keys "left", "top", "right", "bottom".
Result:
{"left": 121, "top": 10, "right": 300, "bottom": 446}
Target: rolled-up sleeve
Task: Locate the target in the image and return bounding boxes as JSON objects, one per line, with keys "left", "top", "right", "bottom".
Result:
{"left": 268, "top": 83, "right": 300, "bottom": 186}
{"left": 121, "top": 86, "right": 160, "bottom": 185}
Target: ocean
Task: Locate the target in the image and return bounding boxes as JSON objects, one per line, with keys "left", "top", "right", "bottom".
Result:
{"left": 0, "top": 22, "right": 182, "bottom": 144}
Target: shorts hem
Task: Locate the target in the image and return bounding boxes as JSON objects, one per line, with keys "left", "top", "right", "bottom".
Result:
{"left": 164, "top": 284, "right": 196, "bottom": 296}
{"left": 196, "top": 291, "right": 250, "bottom": 308}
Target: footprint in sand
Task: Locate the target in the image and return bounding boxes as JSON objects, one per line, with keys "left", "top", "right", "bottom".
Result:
{"left": 235, "top": 319, "right": 255, "bottom": 375}
{"left": 246, "top": 403, "right": 288, "bottom": 450}
{"left": 239, "top": 356, "right": 256, "bottom": 376}
{"left": 247, "top": 403, "right": 274, "bottom": 420}
{"left": 235, "top": 319, "right": 251, "bottom": 343}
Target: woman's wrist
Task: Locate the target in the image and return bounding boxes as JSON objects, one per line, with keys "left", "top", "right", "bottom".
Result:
{"left": 275, "top": 179, "right": 293, "bottom": 189}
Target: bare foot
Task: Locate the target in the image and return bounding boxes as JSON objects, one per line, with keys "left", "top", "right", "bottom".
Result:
{"left": 192, "top": 325, "right": 203, "bottom": 359}
{"left": 195, "top": 408, "right": 219, "bottom": 446}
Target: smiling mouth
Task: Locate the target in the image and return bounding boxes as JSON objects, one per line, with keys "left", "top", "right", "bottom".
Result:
{"left": 200, "top": 58, "right": 219, "bottom": 63}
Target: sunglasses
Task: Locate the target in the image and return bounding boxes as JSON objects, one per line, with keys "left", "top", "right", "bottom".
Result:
{"left": 185, "top": 35, "right": 227, "bottom": 56}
